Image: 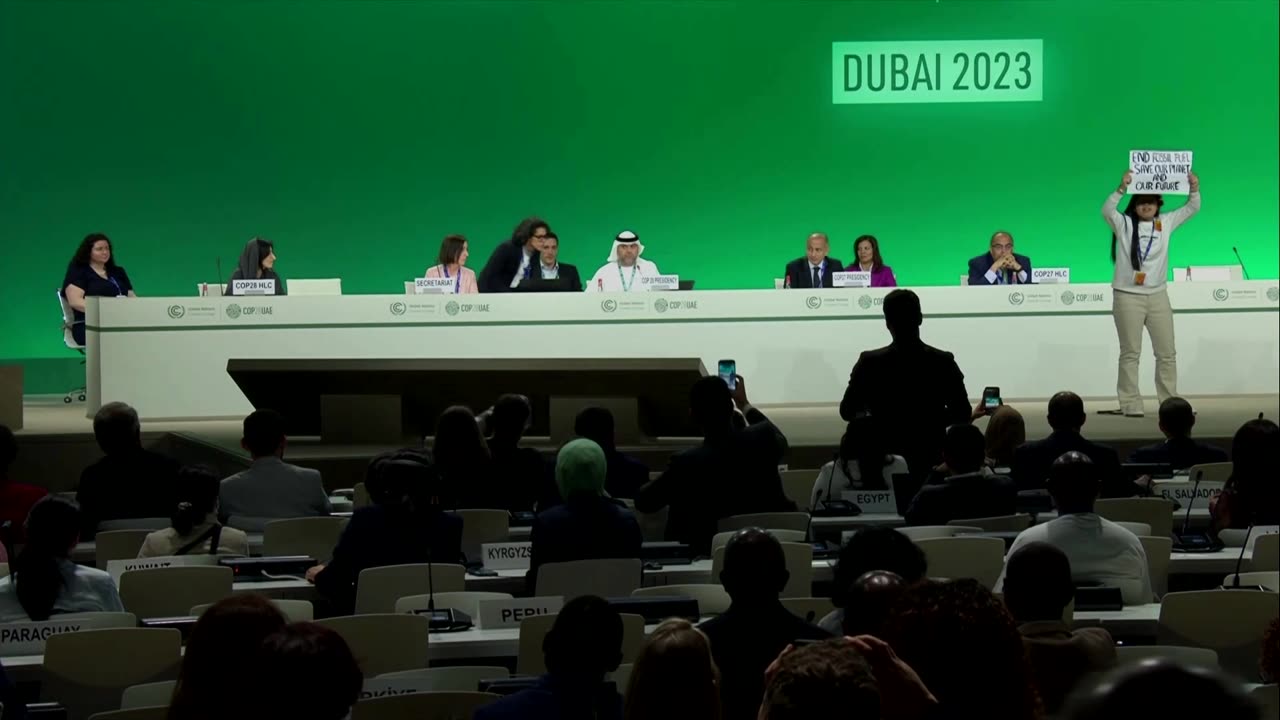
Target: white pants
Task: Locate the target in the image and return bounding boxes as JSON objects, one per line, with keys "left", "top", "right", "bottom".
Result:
{"left": 1112, "top": 288, "right": 1177, "bottom": 414}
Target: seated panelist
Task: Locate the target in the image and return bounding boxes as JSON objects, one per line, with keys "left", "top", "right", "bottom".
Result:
{"left": 528, "top": 232, "right": 583, "bottom": 292}
{"left": 585, "top": 230, "right": 661, "bottom": 292}
{"left": 226, "top": 237, "right": 285, "bottom": 295}
{"left": 783, "top": 232, "right": 843, "bottom": 288}
{"left": 847, "top": 234, "right": 897, "bottom": 287}
{"left": 424, "top": 234, "right": 479, "bottom": 294}
{"left": 63, "top": 232, "right": 136, "bottom": 346}
{"left": 968, "top": 231, "right": 1032, "bottom": 286}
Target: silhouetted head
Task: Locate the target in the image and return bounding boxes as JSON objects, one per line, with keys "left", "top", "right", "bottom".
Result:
{"left": 624, "top": 618, "right": 721, "bottom": 720}
{"left": 1047, "top": 391, "right": 1086, "bottom": 432}
{"left": 720, "top": 528, "right": 789, "bottom": 604}
{"left": 690, "top": 376, "right": 734, "bottom": 435}
{"left": 942, "top": 423, "right": 986, "bottom": 475}
{"left": 1048, "top": 451, "right": 1099, "bottom": 514}
{"left": 1062, "top": 660, "right": 1258, "bottom": 720}
{"left": 841, "top": 570, "right": 906, "bottom": 637}
{"left": 242, "top": 409, "right": 286, "bottom": 458}
{"left": 1157, "top": 397, "right": 1195, "bottom": 439}
{"left": 490, "top": 393, "right": 532, "bottom": 440}
{"left": 759, "top": 639, "right": 880, "bottom": 720}
{"left": 93, "top": 402, "right": 141, "bottom": 456}
{"left": 171, "top": 595, "right": 288, "bottom": 719}
{"left": 832, "top": 526, "right": 927, "bottom": 610}
{"left": 882, "top": 289, "right": 923, "bottom": 341}
{"left": 1003, "top": 541, "right": 1074, "bottom": 623}
{"left": 543, "top": 595, "right": 624, "bottom": 681}
{"left": 574, "top": 406, "right": 617, "bottom": 453}
{"left": 247, "top": 623, "right": 363, "bottom": 720}
{"left": 985, "top": 406, "right": 1026, "bottom": 467}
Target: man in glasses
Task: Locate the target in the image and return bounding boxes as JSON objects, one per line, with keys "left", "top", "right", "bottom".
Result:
{"left": 968, "top": 231, "right": 1033, "bottom": 286}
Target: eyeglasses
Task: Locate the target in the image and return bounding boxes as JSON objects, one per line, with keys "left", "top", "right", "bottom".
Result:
{"left": 991, "top": 243, "right": 1013, "bottom": 250}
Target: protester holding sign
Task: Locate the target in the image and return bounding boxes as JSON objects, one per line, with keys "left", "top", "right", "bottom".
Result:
{"left": 423, "top": 234, "right": 479, "bottom": 294}
{"left": 846, "top": 234, "right": 897, "bottom": 287}
{"left": 1100, "top": 167, "right": 1200, "bottom": 417}
{"left": 225, "top": 237, "right": 284, "bottom": 296}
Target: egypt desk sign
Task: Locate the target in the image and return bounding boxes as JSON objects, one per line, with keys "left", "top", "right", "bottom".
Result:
{"left": 833, "top": 40, "right": 1043, "bottom": 104}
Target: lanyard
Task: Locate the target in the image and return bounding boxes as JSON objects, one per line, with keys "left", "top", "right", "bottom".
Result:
{"left": 441, "top": 265, "right": 461, "bottom": 294}
{"left": 617, "top": 263, "right": 638, "bottom": 291}
{"left": 108, "top": 276, "right": 123, "bottom": 295}
{"left": 1139, "top": 222, "right": 1161, "bottom": 265}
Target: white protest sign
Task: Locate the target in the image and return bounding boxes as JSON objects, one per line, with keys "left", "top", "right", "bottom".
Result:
{"left": 108, "top": 555, "right": 219, "bottom": 585}
{"left": 1032, "top": 268, "right": 1070, "bottom": 284}
{"left": 841, "top": 489, "right": 897, "bottom": 515}
{"left": 230, "top": 278, "right": 276, "bottom": 296}
{"left": 414, "top": 277, "right": 455, "bottom": 294}
{"left": 477, "top": 596, "right": 564, "bottom": 629}
{"left": 1153, "top": 480, "right": 1224, "bottom": 504}
{"left": 0, "top": 616, "right": 128, "bottom": 656}
{"left": 1129, "top": 150, "right": 1193, "bottom": 195}
{"left": 481, "top": 541, "right": 532, "bottom": 571}
{"left": 640, "top": 274, "right": 680, "bottom": 291}
{"left": 833, "top": 271, "right": 871, "bottom": 288}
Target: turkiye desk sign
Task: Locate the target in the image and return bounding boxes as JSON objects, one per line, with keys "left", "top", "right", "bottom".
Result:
{"left": 833, "top": 40, "right": 1043, "bottom": 104}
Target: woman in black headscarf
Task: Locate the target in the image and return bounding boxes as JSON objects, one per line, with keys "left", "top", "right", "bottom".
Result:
{"left": 225, "top": 237, "right": 285, "bottom": 295}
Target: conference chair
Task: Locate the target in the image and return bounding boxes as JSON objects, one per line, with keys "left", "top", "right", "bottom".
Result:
{"left": 394, "top": 591, "right": 513, "bottom": 618}
{"left": 120, "top": 680, "right": 177, "bottom": 709}
{"left": 517, "top": 612, "right": 645, "bottom": 675}
{"left": 637, "top": 505, "right": 669, "bottom": 542}
{"left": 780, "top": 469, "right": 818, "bottom": 511}
{"left": 1253, "top": 533, "right": 1279, "bottom": 571}
{"left": 353, "top": 563, "right": 466, "bottom": 615}
{"left": 1094, "top": 498, "right": 1176, "bottom": 539}
{"left": 353, "top": 482, "right": 371, "bottom": 510}
{"left": 1114, "top": 645, "right": 1219, "bottom": 668}
{"left": 535, "top": 558, "right": 643, "bottom": 600}
{"left": 1114, "top": 521, "right": 1152, "bottom": 536}
{"left": 451, "top": 509, "right": 510, "bottom": 561}
{"left": 1186, "top": 461, "right": 1233, "bottom": 485}
{"left": 1139, "top": 535, "right": 1173, "bottom": 600}
{"left": 351, "top": 691, "right": 501, "bottom": 720}
{"left": 43, "top": 628, "right": 182, "bottom": 720}
{"left": 1221, "top": 571, "right": 1279, "bottom": 591}
{"left": 896, "top": 525, "right": 984, "bottom": 541}
{"left": 262, "top": 516, "right": 349, "bottom": 563}
{"left": 375, "top": 666, "right": 510, "bottom": 693}
{"left": 711, "top": 528, "right": 805, "bottom": 553}
{"left": 53, "top": 611, "right": 138, "bottom": 628}
{"left": 191, "top": 599, "right": 314, "bottom": 623}
{"left": 88, "top": 708, "right": 169, "bottom": 720}
{"left": 316, "top": 614, "right": 430, "bottom": 676}
{"left": 1219, "top": 525, "right": 1279, "bottom": 548}
{"left": 915, "top": 537, "right": 1005, "bottom": 589}
{"left": 118, "top": 566, "right": 233, "bottom": 620}
{"left": 1251, "top": 684, "right": 1280, "bottom": 720}
{"left": 95, "top": 530, "right": 153, "bottom": 569}
{"left": 946, "top": 514, "right": 1032, "bottom": 532}
{"left": 611, "top": 663, "right": 634, "bottom": 694}
{"left": 717, "top": 512, "right": 810, "bottom": 535}
{"left": 711, "top": 542, "right": 813, "bottom": 599}
{"left": 632, "top": 584, "right": 732, "bottom": 617}
{"left": 781, "top": 597, "right": 837, "bottom": 625}
{"left": 286, "top": 278, "right": 342, "bottom": 295}
{"left": 56, "top": 289, "right": 87, "bottom": 404}
{"left": 1158, "top": 590, "right": 1278, "bottom": 680}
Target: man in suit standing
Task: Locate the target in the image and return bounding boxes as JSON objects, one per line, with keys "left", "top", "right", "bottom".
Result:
{"left": 783, "top": 232, "right": 844, "bottom": 289}
{"left": 967, "top": 231, "right": 1033, "bottom": 286}
{"left": 1012, "top": 392, "right": 1131, "bottom": 495}
{"left": 532, "top": 233, "right": 583, "bottom": 291}
{"left": 220, "top": 409, "right": 331, "bottom": 530}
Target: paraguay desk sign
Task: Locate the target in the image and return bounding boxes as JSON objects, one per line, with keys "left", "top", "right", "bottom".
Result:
{"left": 230, "top": 278, "right": 276, "bottom": 296}
{"left": 477, "top": 596, "right": 565, "bottom": 629}
{"left": 0, "top": 615, "right": 129, "bottom": 656}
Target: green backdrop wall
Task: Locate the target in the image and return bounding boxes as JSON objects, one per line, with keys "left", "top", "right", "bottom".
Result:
{"left": 2, "top": 0, "right": 1277, "bottom": 393}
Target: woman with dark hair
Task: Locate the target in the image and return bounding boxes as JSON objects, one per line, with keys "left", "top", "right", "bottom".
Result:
{"left": 63, "top": 233, "right": 136, "bottom": 345}
{"left": 432, "top": 405, "right": 496, "bottom": 508}
{"left": 245, "top": 623, "right": 363, "bottom": 720}
{"left": 808, "top": 415, "right": 908, "bottom": 510}
{"left": 138, "top": 466, "right": 249, "bottom": 557}
{"left": 625, "top": 618, "right": 721, "bottom": 720}
{"left": 847, "top": 235, "right": 897, "bottom": 287}
{"left": 477, "top": 217, "right": 551, "bottom": 292}
{"left": 1210, "top": 418, "right": 1280, "bottom": 532}
{"left": 168, "top": 595, "right": 287, "bottom": 720}
{"left": 1101, "top": 169, "right": 1200, "bottom": 417}
{"left": 0, "top": 496, "right": 123, "bottom": 622}
{"left": 818, "top": 525, "right": 927, "bottom": 635}
{"left": 424, "top": 234, "right": 479, "bottom": 294}
{"left": 984, "top": 405, "right": 1026, "bottom": 471}
{"left": 225, "top": 237, "right": 283, "bottom": 295}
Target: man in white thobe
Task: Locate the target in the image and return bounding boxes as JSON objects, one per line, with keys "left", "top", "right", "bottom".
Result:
{"left": 585, "top": 230, "right": 661, "bottom": 292}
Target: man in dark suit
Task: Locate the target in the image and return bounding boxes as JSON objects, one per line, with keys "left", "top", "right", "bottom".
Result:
{"left": 783, "top": 232, "right": 844, "bottom": 289}
{"left": 1013, "top": 392, "right": 1130, "bottom": 495}
{"left": 905, "top": 424, "right": 1016, "bottom": 525}
{"left": 574, "top": 407, "right": 650, "bottom": 499}
{"left": 839, "top": 289, "right": 971, "bottom": 487}
{"left": 530, "top": 233, "right": 583, "bottom": 292}
{"left": 636, "top": 376, "right": 793, "bottom": 555}
{"left": 967, "top": 231, "right": 1033, "bottom": 286}
{"left": 76, "top": 402, "right": 180, "bottom": 538}
{"left": 1128, "top": 397, "right": 1228, "bottom": 470}
{"left": 478, "top": 217, "right": 550, "bottom": 292}
{"left": 699, "top": 529, "right": 829, "bottom": 720}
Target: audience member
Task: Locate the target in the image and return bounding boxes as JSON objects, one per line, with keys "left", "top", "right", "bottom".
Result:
{"left": 1211, "top": 418, "right": 1280, "bottom": 532}
{"left": 219, "top": 409, "right": 330, "bottom": 530}
{"left": 245, "top": 623, "right": 363, "bottom": 720}
{"left": 76, "top": 401, "right": 180, "bottom": 537}
{"left": 636, "top": 377, "right": 793, "bottom": 554}
{"left": 624, "top": 618, "right": 721, "bottom": 720}
{"left": 1061, "top": 660, "right": 1261, "bottom": 720}
{"left": 905, "top": 424, "right": 1016, "bottom": 526}
{"left": 698, "top": 529, "right": 828, "bottom": 720}
{"left": 484, "top": 394, "right": 556, "bottom": 511}
{"left": 530, "top": 439, "right": 642, "bottom": 590}
{"left": 0, "top": 496, "right": 123, "bottom": 622}
{"left": 1128, "top": 397, "right": 1228, "bottom": 469}
{"left": 311, "top": 449, "right": 463, "bottom": 614}
{"left": 757, "top": 640, "right": 881, "bottom": 720}
{"left": 882, "top": 579, "right": 1043, "bottom": 720}
{"left": 0, "top": 424, "right": 47, "bottom": 546}
{"left": 1002, "top": 541, "right": 1116, "bottom": 714}
{"left": 475, "top": 595, "right": 625, "bottom": 720}
{"left": 809, "top": 414, "right": 909, "bottom": 511}
{"left": 840, "top": 570, "right": 907, "bottom": 638}
{"left": 168, "top": 594, "right": 288, "bottom": 720}
{"left": 998, "top": 452, "right": 1152, "bottom": 605}
{"left": 1013, "top": 392, "right": 1126, "bottom": 495}
{"left": 575, "top": 407, "right": 650, "bottom": 500}
{"left": 820, "top": 526, "right": 927, "bottom": 635}
{"left": 984, "top": 405, "right": 1026, "bottom": 471}
{"left": 432, "top": 405, "right": 495, "bottom": 509}
{"left": 138, "top": 465, "right": 249, "bottom": 558}
{"left": 839, "top": 289, "right": 971, "bottom": 479}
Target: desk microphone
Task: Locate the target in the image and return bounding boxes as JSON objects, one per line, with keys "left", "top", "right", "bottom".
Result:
{"left": 1232, "top": 247, "right": 1250, "bottom": 280}
{"left": 215, "top": 257, "right": 227, "bottom": 296}
{"left": 1171, "top": 467, "right": 1222, "bottom": 552}
{"left": 1227, "top": 525, "right": 1255, "bottom": 589}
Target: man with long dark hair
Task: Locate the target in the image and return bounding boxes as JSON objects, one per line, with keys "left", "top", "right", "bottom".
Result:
{"left": 478, "top": 217, "right": 550, "bottom": 292}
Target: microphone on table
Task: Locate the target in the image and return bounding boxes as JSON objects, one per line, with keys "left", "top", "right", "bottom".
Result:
{"left": 1171, "top": 466, "right": 1222, "bottom": 552}
{"left": 1226, "top": 524, "right": 1255, "bottom": 589}
{"left": 216, "top": 257, "right": 227, "bottom": 296}
{"left": 1232, "top": 247, "right": 1250, "bottom": 280}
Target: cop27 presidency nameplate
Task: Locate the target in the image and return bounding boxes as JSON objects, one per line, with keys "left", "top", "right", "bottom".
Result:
{"left": 477, "top": 596, "right": 564, "bottom": 629}
{"left": 481, "top": 541, "right": 532, "bottom": 570}
{"left": 834, "top": 271, "right": 871, "bottom": 288}
{"left": 841, "top": 489, "right": 897, "bottom": 514}
{"left": 640, "top": 275, "right": 680, "bottom": 291}
{"left": 230, "top": 278, "right": 276, "bottom": 295}
{"left": 833, "top": 40, "right": 1043, "bottom": 104}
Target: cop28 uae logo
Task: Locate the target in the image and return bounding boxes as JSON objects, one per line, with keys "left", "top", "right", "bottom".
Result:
{"left": 1212, "top": 288, "right": 1230, "bottom": 302}
{"left": 166, "top": 305, "right": 186, "bottom": 319}
{"left": 1008, "top": 292, "right": 1025, "bottom": 306}
{"left": 600, "top": 299, "right": 618, "bottom": 313}
{"left": 1267, "top": 287, "right": 1279, "bottom": 302}
{"left": 857, "top": 295, "right": 873, "bottom": 310}
{"left": 1059, "top": 291, "right": 1075, "bottom": 306}
{"left": 805, "top": 296, "right": 822, "bottom": 310}
{"left": 388, "top": 302, "right": 406, "bottom": 316}
{"left": 653, "top": 298, "right": 669, "bottom": 313}
{"left": 444, "top": 301, "right": 460, "bottom": 316}
{"left": 225, "top": 303, "right": 242, "bottom": 319}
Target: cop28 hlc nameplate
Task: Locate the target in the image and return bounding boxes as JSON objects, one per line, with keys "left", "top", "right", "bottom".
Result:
{"left": 833, "top": 40, "right": 1043, "bottom": 104}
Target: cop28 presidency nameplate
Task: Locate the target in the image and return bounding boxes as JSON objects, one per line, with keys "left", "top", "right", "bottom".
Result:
{"left": 640, "top": 275, "right": 680, "bottom": 291}
{"left": 833, "top": 40, "right": 1043, "bottom": 104}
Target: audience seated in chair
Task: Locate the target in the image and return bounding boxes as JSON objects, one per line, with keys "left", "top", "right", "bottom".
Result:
{"left": 310, "top": 449, "right": 463, "bottom": 615}
{"left": 475, "top": 595, "right": 625, "bottom": 720}
{"left": 819, "top": 526, "right": 927, "bottom": 635}
{"left": 169, "top": 594, "right": 288, "bottom": 720}
{"left": 219, "top": 409, "right": 330, "bottom": 529}
{"left": 624, "top": 618, "right": 722, "bottom": 720}
{"left": 1013, "top": 392, "right": 1131, "bottom": 496}
{"left": 756, "top": 639, "right": 884, "bottom": 720}
{"left": 0, "top": 496, "right": 123, "bottom": 622}
{"left": 983, "top": 405, "right": 1026, "bottom": 472}
{"left": 1211, "top": 418, "right": 1280, "bottom": 533}
{"left": 138, "top": 465, "right": 249, "bottom": 558}
{"left": 575, "top": 407, "right": 650, "bottom": 500}
{"left": 998, "top": 451, "right": 1152, "bottom": 606}
{"left": 433, "top": 405, "right": 499, "bottom": 509}
{"left": 1003, "top": 541, "right": 1116, "bottom": 714}
{"left": 483, "top": 394, "right": 556, "bottom": 511}
{"left": 76, "top": 401, "right": 180, "bottom": 538}
{"left": 809, "top": 415, "right": 909, "bottom": 512}
{"left": 0, "top": 424, "right": 48, "bottom": 547}
{"left": 529, "top": 439, "right": 642, "bottom": 591}
{"left": 1127, "top": 397, "right": 1228, "bottom": 470}
{"left": 698, "top": 528, "right": 828, "bottom": 720}
{"left": 636, "top": 376, "right": 793, "bottom": 555}
{"left": 244, "top": 622, "right": 363, "bottom": 720}
{"left": 905, "top": 424, "right": 1015, "bottom": 526}
{"left": 1061, "top": 660, "right": 1260, "bottom": 720}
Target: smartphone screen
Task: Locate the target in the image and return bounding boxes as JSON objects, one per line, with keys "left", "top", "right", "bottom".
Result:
{"left": 718, "top": 359, "right": 737, "bottom": 391}
{"left": 982, "top": 386, "right": 1001, "bottom": 413}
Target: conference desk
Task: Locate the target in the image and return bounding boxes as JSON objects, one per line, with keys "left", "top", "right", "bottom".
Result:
{"left": 86, "top": 281, "right": 1279, "bottom": 420}
{"left": 809, "top": 507, "right": 1214, "bottom": 536}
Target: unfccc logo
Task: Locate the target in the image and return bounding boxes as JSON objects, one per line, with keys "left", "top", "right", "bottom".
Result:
{"left": 389, "top": 302, "right": 406, "bottom": 316}
{"left": 806, "top": 296, "right": 822, "bottom": 310}
{"left": 1212, "top": 288, "right": 1230, "bottom": 302}
{"left": 166, "top": 305, "right": 186, "bottom": 319}
{"left": 1008, "top": 292, "right": 1025, "bottom": 306}
{"left": 601, "top": 299, "right": 618, "bottom": 313}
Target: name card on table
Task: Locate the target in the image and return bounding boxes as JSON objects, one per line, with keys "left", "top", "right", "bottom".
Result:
{"left": 1032, "top": 268, "right": 1070, "bottom": 284}
{"left": 481, "top": 541, "right": 533, "bottom": 570}
{"left": 107, "top": 555, "right": 218, "bottom": 584}
{"left": 361, "top": 676, "right": 437, "bottom": 700}
{"left": 1153, "top": 480, "right": 1224, "bottom": 503}
{"left": 833, "top": 271, "right": 871, "bottom": 288}
{"left": 841, "top": 489, "right": 897, "bottom": 515}
{"left": 477, "top": 596, "right": 564, "bottom": 629}
{"left": 414, "top": 277, "right": 455, "bottom": 294}
{"left": 0, "top": 616, "right": 123, "bottom": 656}
{"left": 640, "top": 274, "right": 680, "bottom": 291}
{"left": 230, "top": 278, "right": 276, "bottom": 296}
